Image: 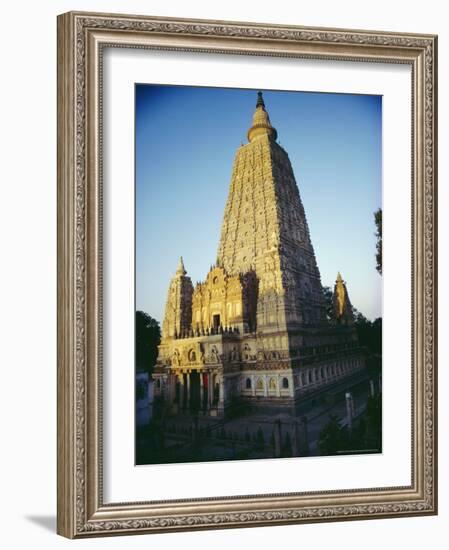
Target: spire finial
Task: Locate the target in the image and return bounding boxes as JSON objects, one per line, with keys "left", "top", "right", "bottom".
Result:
{"left": 247, "top": 91, "right": 278, "bottom": 143}
{"left": 176, "top": 256, "right": 186, "bottom": 276}
{"left": 256, "top": 91, "right": 265, "bottom": 109}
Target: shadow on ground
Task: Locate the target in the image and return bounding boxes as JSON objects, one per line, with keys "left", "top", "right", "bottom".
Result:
{"left": 25, "top": 515, "right": 56, "bottom": 533}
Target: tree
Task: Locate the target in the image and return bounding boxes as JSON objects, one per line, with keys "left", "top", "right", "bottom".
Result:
{"left": 365, "top": 393, "right": 382, "bottom": 451}
{"left": 352, "top": 306, "right": 368, "bottom": 324}
{"left": 355, "top": 316, "right": 382, "bottom": 357}
{"left": 318, "top": 415, "right": 343, "bottom": 455}
{"left": 135, "top": 311, "right": 161, "bottom": 374}
{"left": 374, "top": 208, "right": 382, "bottom": 275}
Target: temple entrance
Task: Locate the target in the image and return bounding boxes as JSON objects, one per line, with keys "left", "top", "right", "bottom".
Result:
{"left": 174, "top": 372, "right": 212, "bottom": 414}
{"left": 189, "top": 371, "right": 201, "bottom": 412}
{"left": 213, "top": 314, "right": 220, "bottom": 330}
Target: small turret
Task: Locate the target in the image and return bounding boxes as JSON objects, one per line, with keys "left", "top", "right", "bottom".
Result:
{"left": 161, "top": 257, "right": 193, "bottom": 338}
{"left": 332, "top": 272, "right": 355, "bottom": 325}
{"left": 176, "top": 256, "right": 186, "bottom": 276}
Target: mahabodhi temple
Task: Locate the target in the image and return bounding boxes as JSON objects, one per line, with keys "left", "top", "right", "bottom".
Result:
{"left": 152, "top": 92, "right": 364, "bottom": 417}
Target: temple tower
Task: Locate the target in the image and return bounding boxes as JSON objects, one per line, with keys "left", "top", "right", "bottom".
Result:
{"left": 333, "top": 272, "right": 355, "bottom": 325}
{"left": 217, "top": 91, "right": 327, "bottom": 334}
{"left": 161, "top": 257, "right": 194, "bottom": 338}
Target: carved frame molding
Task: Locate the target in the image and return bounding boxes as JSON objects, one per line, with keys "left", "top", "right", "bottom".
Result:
{"left": 57, "top": 11, "right": 437, "bottom": 538}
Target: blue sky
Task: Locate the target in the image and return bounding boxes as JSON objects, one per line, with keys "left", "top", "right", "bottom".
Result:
{"left": 136, "top": 85, "right": 382, "bottom": 322}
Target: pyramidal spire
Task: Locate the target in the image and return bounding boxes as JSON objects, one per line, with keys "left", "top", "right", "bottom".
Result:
{"left": 247, "top": 91, "right": 278, "bottom": 143}
{"left": 218, "top": 86, "right": 326, "bottom": 324}
{"left": 176, "top": 256, "right": 186, "bottom": 276}
{"left": 333, "top": 272, "right": 354, "bottom": 324}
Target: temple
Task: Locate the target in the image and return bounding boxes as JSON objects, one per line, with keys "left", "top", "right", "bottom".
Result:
{"left": 152, "top": 91, "right": 365, "bottom": 416}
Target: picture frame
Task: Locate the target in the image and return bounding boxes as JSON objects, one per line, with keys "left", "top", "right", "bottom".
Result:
{"left": 57, "top": 11, "right": 438, "bottom": 538}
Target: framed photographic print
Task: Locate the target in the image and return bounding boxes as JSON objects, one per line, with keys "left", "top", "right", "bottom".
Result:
{"left": 57, "top": 11, "right": 438, "bottom": 538}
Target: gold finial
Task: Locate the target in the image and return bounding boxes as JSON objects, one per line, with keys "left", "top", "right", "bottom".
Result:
{"left": 335, "top": 272, "right": 346, "bottom": 318}
{"left": 247, "top": 91, "right": 278, "bottom": 143}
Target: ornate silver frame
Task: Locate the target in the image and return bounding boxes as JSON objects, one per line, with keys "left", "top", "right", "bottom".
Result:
{"left": 57, "top": 11, "right": 438, "bottom": 538}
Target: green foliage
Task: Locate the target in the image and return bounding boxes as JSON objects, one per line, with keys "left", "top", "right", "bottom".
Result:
{"left": 365, "top": 393, "right": 382, "bottom": 450}
{"left": 135, "top": 310, "right": 161, "bottom": 374}
{"left": 318, "top": 393, "right": 382, "bottom": 456}
{"left": 352, "top": 307, "right": 367, "bottom": 324}
{"left": 318, "top": 414, "right": 344, "bottom": 455}
{"left": 355, "top": 317, "right": 382, "bottom": 357}
{"left": 374, "top": 208, "right": 382, "bottom": 275}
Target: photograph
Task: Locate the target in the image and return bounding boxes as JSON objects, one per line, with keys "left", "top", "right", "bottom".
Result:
{"left": 55, "top": 9, "right": 437, "bottom": 538}
{"left": 135, "top": 85, "right": 383, "bottom": 465}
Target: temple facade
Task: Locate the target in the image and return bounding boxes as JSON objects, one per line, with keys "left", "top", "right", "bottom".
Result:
{"left": 152, "top": 92, "right": 365, "bottom": 416}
